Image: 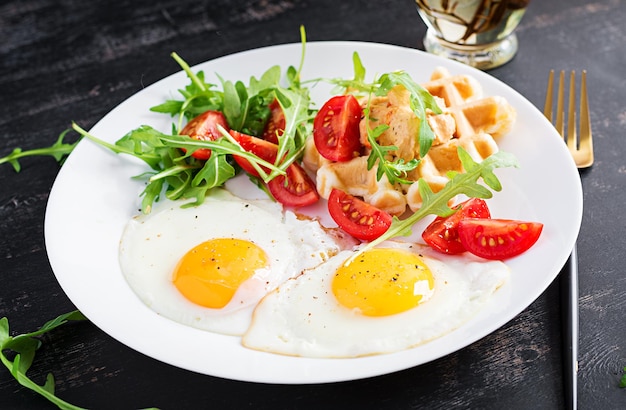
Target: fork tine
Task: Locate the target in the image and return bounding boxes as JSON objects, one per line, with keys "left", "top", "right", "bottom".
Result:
{"left": 578, "top": 71, "right": 594, "bottom": 167}
{"left": 544, "top": 70, "right": 555, "bottom": 120}
{"left": 567, "top": 71, "right": 578, "bottom": 153}
{"left": 556, "top": 70, "right": 566, "bottom": 140}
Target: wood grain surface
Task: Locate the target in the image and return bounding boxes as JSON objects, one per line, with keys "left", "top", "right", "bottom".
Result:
{"left": 1, "top": 0, "right": 625, "bottom": 408}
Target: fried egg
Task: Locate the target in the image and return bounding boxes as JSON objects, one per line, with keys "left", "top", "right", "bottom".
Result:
{"left": 119, "top": 188, "right": 345, "bottom": 336}
{"left": 242, "top": 241, "right": 509, "bottom": 358}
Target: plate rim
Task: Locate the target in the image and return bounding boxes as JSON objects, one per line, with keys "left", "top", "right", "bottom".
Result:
{"left": 44, "top": 40, "right": 583, "bottom": 384}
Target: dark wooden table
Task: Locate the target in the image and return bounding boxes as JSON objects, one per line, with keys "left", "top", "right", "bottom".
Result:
{"left": 1, "top": 0, "right": 625, "bottom": 408}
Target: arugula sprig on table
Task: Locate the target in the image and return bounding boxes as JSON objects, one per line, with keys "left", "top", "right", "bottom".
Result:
{"left": 0, "top": 130, "right": 79, "bottom": 172}
{"left": 1, "top": 311, "right": 89, "bottom": 410}
{"left": 1, "top": 311, "right": 158, "bottom": 409}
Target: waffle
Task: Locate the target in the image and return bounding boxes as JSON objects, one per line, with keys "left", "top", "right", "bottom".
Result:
{"left": 424, "top": 67, "right": 516, "bottom": 140}
{"left": 304, "top": 67, "right": 516, "bottom": 215}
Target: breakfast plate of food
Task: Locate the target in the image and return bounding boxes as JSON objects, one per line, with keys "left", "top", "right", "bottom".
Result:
{"left": 44, "top": 41, "right": 582, "bottom": 383}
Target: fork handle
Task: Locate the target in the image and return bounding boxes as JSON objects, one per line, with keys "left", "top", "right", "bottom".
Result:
{"left": 561, "top": 245, "right": 579, "bottom": 410}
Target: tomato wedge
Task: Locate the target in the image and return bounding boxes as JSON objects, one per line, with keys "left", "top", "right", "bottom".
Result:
{"left": 262, "top": 99, "right": 285, "bottom": 144}
{"left": 327, "top": 188, "right": 392, "bottom": 241}
{"left": 457, "top": 219, "right": 544, "bottom": 260}
{"left": 229, "top": 130, "right": 278, "bottom": 177}
{"left": 422, "top": 198, "right": 491, "bottom": 255}
{"left": 267, "top": 162, "right": 319, "bottom": 207}
{"left": 180, "top": 110, "right": 229, "bottom": 160}
{"left": 313, "top": 95, "right": 363, "bottom": 161}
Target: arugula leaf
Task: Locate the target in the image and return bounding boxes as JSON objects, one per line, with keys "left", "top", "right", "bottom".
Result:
{"left": 160, "top": 53, "right": 285, "bottom": 140}
{"left": 218, "top": 67, "right": 279, "bottom": 136}
{"left": 149, "top": 99, "right": 184, "bottom": 115}
{"left": 347, "top": 147, "right": 519, "bottom": 262}
{"left": 323, "top": 52, "right": 375, "bottom": 95}
{"left": 269, "top": 86, "right": 312, "bottom": 177}
{"left": 167, "top": 53, "right": 224, "bottom": 123}
{"left": 1, "top": 311, "right": 88, "bottom": 410}
{"left": 620, "top": 366, "right": 626, "bottom": 388}
{"left": 362, "top": 105, "right": 420, "bottom": 185}
{"left": 0, "top": 130, "right": 80, "bottom": 172}
{"left": 376, "top": 71, "right": 442, "bottom": 159}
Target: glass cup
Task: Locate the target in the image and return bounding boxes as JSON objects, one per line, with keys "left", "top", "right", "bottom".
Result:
{"left": 415, "top": 0, "right": 530, "bottom": 70}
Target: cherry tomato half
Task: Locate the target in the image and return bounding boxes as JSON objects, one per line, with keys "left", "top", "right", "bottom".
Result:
{"left": 313, "top": 95, "right": 363, "bottom": 162}
{"left": 180, "top": 110, "right": 229, "bottom": 160}
{"left": 422, "top": 198, "right": 491, "bottom": 255}
{"left": 267, "top": 162, "right": 319, "bottom": 208}
{"left": 230, "top": 130, "right": 318, "bottom": 207}
{"left": 229, "top": 130, "right": 278, "bottom": 177}
{"left": 457, "top": 218, "right": 544, "bottom": 260}
{"left": 327, "top": 188, "right": 392, "bottom": 241}
{"left": 262, "top": 99, "right": 285, "bottom": 144}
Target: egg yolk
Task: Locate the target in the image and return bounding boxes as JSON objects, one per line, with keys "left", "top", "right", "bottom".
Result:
{"left": 332, "top": 248, "right": 435, "bottom": 316}
{"left": 172, "top": 238, "right": 268, "bottom": 308}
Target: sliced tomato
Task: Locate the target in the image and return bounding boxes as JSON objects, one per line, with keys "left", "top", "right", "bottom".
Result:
{"left": 313, "top": 95, "right": 363, "bottom": 161}
{"left": 457, "top": 219, "right": 544, "bottom": 260}
{"left": 327, "top": 188, "right": 392, "bottom": 241}
{"left": 267, "top": 162, "right": 319, "bottom": 207}
{"left": 180, "top": 110, "right": 229, "bottom": 160}
{"left": 229, "top": 130, "right": 278, "bottom": 177}
{"left": 262, "top": 99, "right": 285, "bottom": 144}
{"left": 422, "top": 198, "right": 491, "bottom": 255}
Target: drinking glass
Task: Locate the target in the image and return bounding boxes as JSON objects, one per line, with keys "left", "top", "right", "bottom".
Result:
{"left": 415, "top": 0, "right": 530, "bottom": 70}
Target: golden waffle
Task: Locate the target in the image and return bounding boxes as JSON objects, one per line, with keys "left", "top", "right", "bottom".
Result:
{"left": 303, "top": 67, "right": 516, "bottom": 215}
{"left": 424, "top": 67, "right": 516, "bottom": 140}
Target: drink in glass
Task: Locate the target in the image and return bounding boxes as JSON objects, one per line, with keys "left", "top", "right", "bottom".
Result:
{"left": 415, "top": 0, "right": 530, "bottom": 69}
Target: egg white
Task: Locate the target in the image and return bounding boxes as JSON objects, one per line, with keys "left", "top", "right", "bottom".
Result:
{"left": 242, "top": 241, "right": 510, "bottom": 358}
{"left": 119, "top": 188, "right": 343, "bottom": 336}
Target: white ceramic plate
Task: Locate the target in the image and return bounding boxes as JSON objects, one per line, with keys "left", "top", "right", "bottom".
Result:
{"left": 45, "top": 42, "right": 582, "bottom": 384}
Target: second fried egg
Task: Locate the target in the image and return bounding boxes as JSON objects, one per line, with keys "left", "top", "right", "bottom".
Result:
{"left": 242, "top": 241, "right": 509, "bottom": 357}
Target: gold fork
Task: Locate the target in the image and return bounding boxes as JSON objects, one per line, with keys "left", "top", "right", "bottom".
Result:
{"left": 544, "top": 70, "right": 594, "bottom": 168}
{"left": 544, "top": 70, "right": 593, "bottom": 410}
